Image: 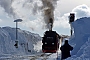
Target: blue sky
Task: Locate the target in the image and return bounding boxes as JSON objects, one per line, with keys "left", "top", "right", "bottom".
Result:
{"left": 0, "top": 0, "right": 90, "bottom": 36}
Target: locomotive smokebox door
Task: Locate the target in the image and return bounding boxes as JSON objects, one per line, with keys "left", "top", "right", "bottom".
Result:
{"left": 69, "top": 13, "right": 75, "bottom": 23}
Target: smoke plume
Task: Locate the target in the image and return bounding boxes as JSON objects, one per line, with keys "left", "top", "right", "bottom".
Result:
{"left": 0, "top": 0, "right": 59, "bottom": 30}
{"left": 41, "top": 0, "right": 58, "bottom": 29}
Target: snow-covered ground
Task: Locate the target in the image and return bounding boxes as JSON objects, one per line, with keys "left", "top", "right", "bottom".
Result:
{"left": 1, "top": 17, "right": 90, "bottom": 60}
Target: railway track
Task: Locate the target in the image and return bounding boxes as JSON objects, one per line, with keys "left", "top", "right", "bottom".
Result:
{"left": 0, "top": 53, "right": 53, "bottom": 60}
{"left": 29, "top": 53, "right": 53, "bottom": 60}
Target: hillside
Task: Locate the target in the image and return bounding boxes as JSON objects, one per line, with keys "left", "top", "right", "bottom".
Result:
{"left": 0, "top": 27, "right": 42, "bottom": 55}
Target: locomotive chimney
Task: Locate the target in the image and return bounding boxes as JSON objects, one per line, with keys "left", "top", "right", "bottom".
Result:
{"left": 49, "top": 18, "right": 53, "bottom": 31}
{"left": 49, "top": 23, "right": 52, "bottom": 31}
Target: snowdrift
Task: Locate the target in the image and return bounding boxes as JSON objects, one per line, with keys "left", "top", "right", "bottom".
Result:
{"left": 68, "top": 17, "right": 90, "bottom": 60}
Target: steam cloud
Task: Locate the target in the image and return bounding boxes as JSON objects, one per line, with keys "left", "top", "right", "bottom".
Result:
{"left": 0, "top": 0, "right": 59, "bottom": 30}
{"left": 41, "top": 0, "right": 58, "bottom": 29}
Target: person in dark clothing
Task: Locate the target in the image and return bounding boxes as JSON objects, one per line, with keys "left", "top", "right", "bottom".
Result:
{"left": 60, "top": 40, "right": 73, "bottom": 60}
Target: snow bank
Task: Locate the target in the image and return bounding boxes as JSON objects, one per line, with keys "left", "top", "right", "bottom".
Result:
{"left": 67, "top": 17, "right": 90, "bottom": 60}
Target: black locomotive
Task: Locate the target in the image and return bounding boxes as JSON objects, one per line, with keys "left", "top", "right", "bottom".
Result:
{"left": 42, "top": 30, "right": 60, "bottom": 53}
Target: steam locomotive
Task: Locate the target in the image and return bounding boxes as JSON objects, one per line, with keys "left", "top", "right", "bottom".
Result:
{"left": 42, "top": 30, "right": 60, "bottom": 53}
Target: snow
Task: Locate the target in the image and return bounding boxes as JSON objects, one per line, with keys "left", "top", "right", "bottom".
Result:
{"left": 1, "top": 17, "right": 90, "bottom": 60}
{"left": 0, "top": 26, "right": 42, "bottom": 55}
{"left": 67, "top": 17, "right": 90, "bottom": 60}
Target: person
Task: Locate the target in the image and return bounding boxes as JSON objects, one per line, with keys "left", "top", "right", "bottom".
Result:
{"left": 60, "top": 40, "right": 73, "bottom": 60}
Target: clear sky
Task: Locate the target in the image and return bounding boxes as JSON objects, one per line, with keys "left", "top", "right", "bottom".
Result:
{"left": 0, "top": 0, "right": 90, "bottom": 36}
